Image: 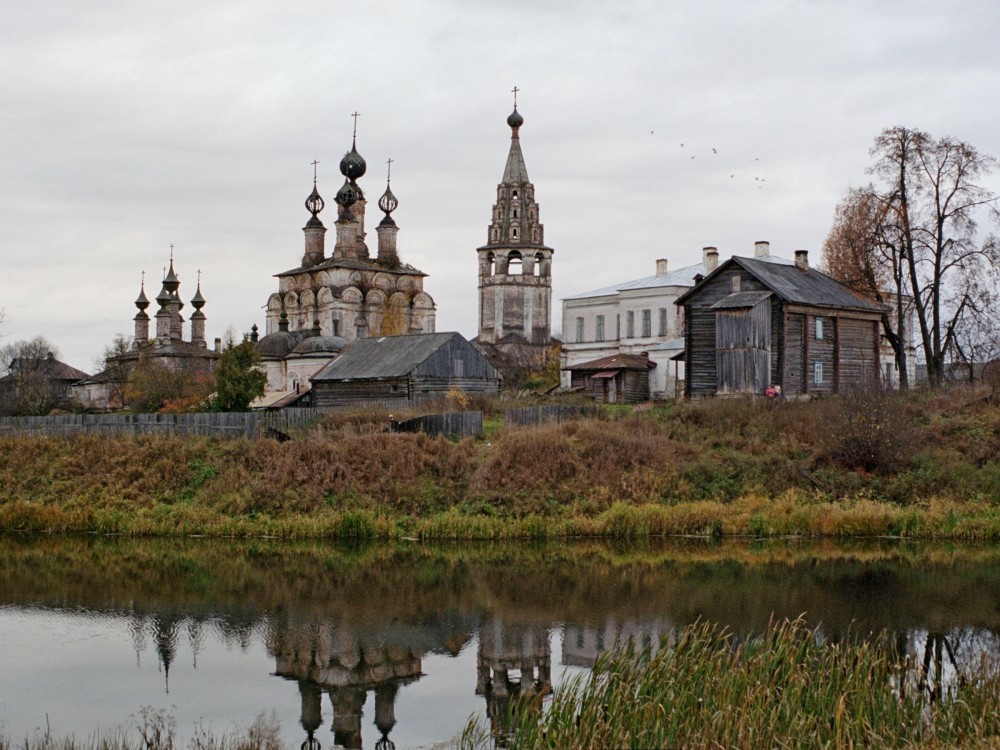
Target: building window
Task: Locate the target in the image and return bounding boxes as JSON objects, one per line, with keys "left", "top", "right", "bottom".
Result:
{"left": 616, "top": 314, "right": 620, "bottom": 340}
{"left": 575, "top": 316, "right": 584, "bottom": 343}
{"left": 596, "top": 315, "right": 605, "bottom": 342}
{"left": 732, "top": 275, "right": 742, "bottom": 292}
{"left": 642, "top": 309, "right": 651, "bottom": 337}
{"left": 658, "top": 308, "right": 667, "bottom": 337}
{"left": 626, "top": 311, "right": 635, "bottom": 338}
{"left": 815, "top": 317, "right": 824, "bottom": 340}
{"left": 814, "top": 361, "right": 823, "bottom": 385}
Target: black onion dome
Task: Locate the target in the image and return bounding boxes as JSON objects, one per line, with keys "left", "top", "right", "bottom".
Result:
{"left": 507, "top": 107, "right": 524, "bottom": 129}
{"left": 190, "top": 283, "right": 206, "bottom": 310}
{"left": 305, "top": 184, "right": 325, "bottom": 217}
{"left": 378, "top": 183, "right": 398, "bottom": 215}
{"left": 339, "top": 142, "right": 367, "bottom": 180}
{"left": 135, "top": 285, "right": 150, "bottom": 311}
{"left": 290, "top": 335, "right": 349, "bottom": 356}
{"left": 336, "top": 178, "right": 361, "bottom": 209}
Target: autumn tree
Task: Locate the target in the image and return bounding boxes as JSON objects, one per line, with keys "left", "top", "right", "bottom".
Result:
{"left": 209, "top": 338, "right": 266, "bottom": 412}
{"left": 824, "top": 127, "right": 1000, "bottom": 387}
{"left": 124, "top": 357, "right": 213, "bottom": 413}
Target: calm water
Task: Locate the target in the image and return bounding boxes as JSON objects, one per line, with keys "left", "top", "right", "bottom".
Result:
{"left": 2, "top": 536, "right": 1000, "bottom": 748}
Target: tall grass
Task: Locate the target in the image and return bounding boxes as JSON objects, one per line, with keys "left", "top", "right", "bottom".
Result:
{"left": 1, "top": 384, "right": 999, "bottom": 539}
{"left": 463, "top": 618, "right": 1000, "bottom": 749}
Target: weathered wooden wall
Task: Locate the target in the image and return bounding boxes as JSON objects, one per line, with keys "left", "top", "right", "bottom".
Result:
{"left": 505, "top": 404, "right": 603, "bottom": 426}
{"left": 685, "top": 268, "right": 769, "bottom": 397}
{"left": 394, "top": 411, "right": 484, "bottom": 438}
{"left": 715, "top": 301, "right": 771, "bottom": 394}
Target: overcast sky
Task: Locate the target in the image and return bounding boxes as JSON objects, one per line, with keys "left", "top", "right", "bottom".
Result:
{"left": 3, "top": 0, "right": 999, "bottom": 370}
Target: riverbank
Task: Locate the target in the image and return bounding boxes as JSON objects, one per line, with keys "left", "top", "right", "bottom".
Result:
{"left": 1, "top": 385, "right": 997, "bottom": 539}
{"left": 463, "top": 618, "right": 1000, "bottom": 750}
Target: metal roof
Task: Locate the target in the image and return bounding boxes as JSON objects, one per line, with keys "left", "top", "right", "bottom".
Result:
{"left": 566, "top": 352, "right": 656, "bottom": 372}
{"left": 563, "top": 254, "right": 793, "bottom": 300}
{"left": 310, "top": 332, "right": 465, "bottom": 381}
{"left": 676, "top": 256, "right": 889, "bottom": 313}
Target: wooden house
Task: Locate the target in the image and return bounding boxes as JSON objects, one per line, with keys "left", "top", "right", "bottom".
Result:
{"left": 310, "top": 332, "right": 500, "bottom": 408}
{"left": 675, "top": 251, "right": 887, "bottom": 398}
{"left": 565, "top": 352, "right": 656, "bottom": 403}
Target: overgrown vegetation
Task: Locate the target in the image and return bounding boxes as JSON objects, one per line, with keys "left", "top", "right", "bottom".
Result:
{"left": 1, "top": 385, "right": 999, "bottom": 539}
{"left": 462, "top": 618, "right": 1000, "bottom": 749}
{"left": 0, "top": 707, "right": 282, "bottom": 750}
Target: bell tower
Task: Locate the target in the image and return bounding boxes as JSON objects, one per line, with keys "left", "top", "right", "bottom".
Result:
{"left": 476, "top": 91, "right": 553, "bottom": 345}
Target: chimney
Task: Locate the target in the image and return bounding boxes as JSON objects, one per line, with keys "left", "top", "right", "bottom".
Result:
{"left": 755, "top": 240, "right": 770, "bottom": 258}
{"left": 214, "top": 337, "right": 222, "bottom": 352}
{"left": 655, "top": 259, "right": 669, "bottom": 276}
{"left": 693, "top": 273, "right": 705, "bottom": 285}
{"left": 703, "top": 246, "right": 719, "bottom": 272}
{"left": 795, "top": 249, "right": 809, "bottom": 271}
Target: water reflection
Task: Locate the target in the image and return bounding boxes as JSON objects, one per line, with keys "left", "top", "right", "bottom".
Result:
{"left": 4, "top": 536, "right": 1000, "bottom": 747}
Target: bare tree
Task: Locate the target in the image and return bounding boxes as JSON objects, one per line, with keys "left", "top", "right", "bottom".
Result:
{"left": 826, "top": 127, "right": 1000, "bottom": 388}
{"left": 0, "top": 336, "right": 63, "bottom": 415}
{"left": 97, "top": 334, "right": 136, "bottom": 410}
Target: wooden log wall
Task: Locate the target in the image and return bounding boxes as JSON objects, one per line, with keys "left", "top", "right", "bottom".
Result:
{"left": 394, "top": 411, "right": 484, "bottom": 438}
{"left": 505, "top": 404, "right": 602, "bottom": 426}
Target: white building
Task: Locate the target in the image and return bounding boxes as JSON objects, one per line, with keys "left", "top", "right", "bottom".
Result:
{"left": 561, "top": 241, "right": 791, "bottom": 399}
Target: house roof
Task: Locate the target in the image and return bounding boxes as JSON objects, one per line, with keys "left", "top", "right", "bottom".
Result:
{"left": 311, "top": 332, "right": 463, "bottom": 381}
{"left": 2, "top": 355, "right": 90, "bottom": 384}
{"left": 676, "top": 256, "right": 888, "bottom": 313}
{"left": 563, "top": 254, "right": 793, "bottom": 300}
{"left": 567, "top": 352, "right": 656, "bottom": 372}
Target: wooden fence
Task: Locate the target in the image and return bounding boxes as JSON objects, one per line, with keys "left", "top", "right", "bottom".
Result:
{"left": 393, "top": 411, "right": 483, "bottom": 438}
{"left": 0, "top": 409, "right": 331, "bottom": 440}
{"left": 504, "top": 404, "right": 603, "bottom": 427}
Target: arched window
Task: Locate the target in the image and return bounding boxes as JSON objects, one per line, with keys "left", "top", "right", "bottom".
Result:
{"left": 508, "top": 251, "right": 522, "bottom": 275}
{"left": 533, "top": 252, "right": 543, "bottom": 277}
{"left": 511, "top": 226, "right": 519, "bottom": 241}
{"left": 487, "top": 252, "right": 495, "bottom": 276}
{"left": 512, "top": 189, "right": 519, "bottom": 200}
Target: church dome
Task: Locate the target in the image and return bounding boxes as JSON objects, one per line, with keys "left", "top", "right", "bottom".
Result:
{"left": 255, "top": 330, "right": 304, "bottom": 359}
{"left": 290, "top": 335, "right": 349, "bottom": 356}
{"left": 336, "top": 178, "right": 362, "bottom": 209}
{"left": 339, "top": 143, "right": 367, "bottom": 180}
{"left": 507, "top": 107, "right": 524, "bottom": 129}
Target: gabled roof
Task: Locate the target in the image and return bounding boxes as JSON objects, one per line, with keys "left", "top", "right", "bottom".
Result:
{"left": 566, "top": 353, "right": 656, "bottom": 372}
{"left": 676, "top": 256, "right": 888, "bottom": 313}
{"left": 2, "top": 355, "right": 90, "bottom": 383}
{"left": 311, "top": 332, "right": 463, "bottom": 381}
{"left": 563, "top": 254, "right": 793, "bottom": 301}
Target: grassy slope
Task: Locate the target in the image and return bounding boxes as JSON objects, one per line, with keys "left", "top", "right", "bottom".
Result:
{"left": 1, "top": 386, "right": 998, "bottom": 539}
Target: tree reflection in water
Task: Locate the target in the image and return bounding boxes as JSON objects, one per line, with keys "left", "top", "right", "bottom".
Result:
{"left": 5, "top": 536, "right": 1000, "bottom": 747}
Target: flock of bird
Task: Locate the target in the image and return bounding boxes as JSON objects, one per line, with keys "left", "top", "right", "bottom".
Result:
{"left": 649, "top": 131, "right": 768, "bottom": 188}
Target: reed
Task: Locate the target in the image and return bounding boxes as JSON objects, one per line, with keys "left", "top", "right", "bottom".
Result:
{"left": 463, "top": 618, "right": 1000, "bottom": 749}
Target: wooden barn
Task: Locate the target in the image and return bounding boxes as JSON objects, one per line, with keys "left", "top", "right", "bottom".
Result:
{"left": 565, "top": 352, "right": 656, "bottom": 403}
{"left": 310, "top": 332, "right": 500, "bottom": 408}
{"left": 675, "top": 251, "right": 887, "bottom": 398}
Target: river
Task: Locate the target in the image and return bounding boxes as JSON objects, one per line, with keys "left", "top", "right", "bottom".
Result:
{"left": 2, "top": 535, "right": 999, "bottom": 748}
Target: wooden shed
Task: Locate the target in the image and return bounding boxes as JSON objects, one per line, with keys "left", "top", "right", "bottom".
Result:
{"left": 675, "top": 252, "right": 887, "bottom": 398}
{"left": 565, "top": 352, "right": 656, "bottom": 403}
{"left": 310, "top": 332, "right": 501, "bottom": 408}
